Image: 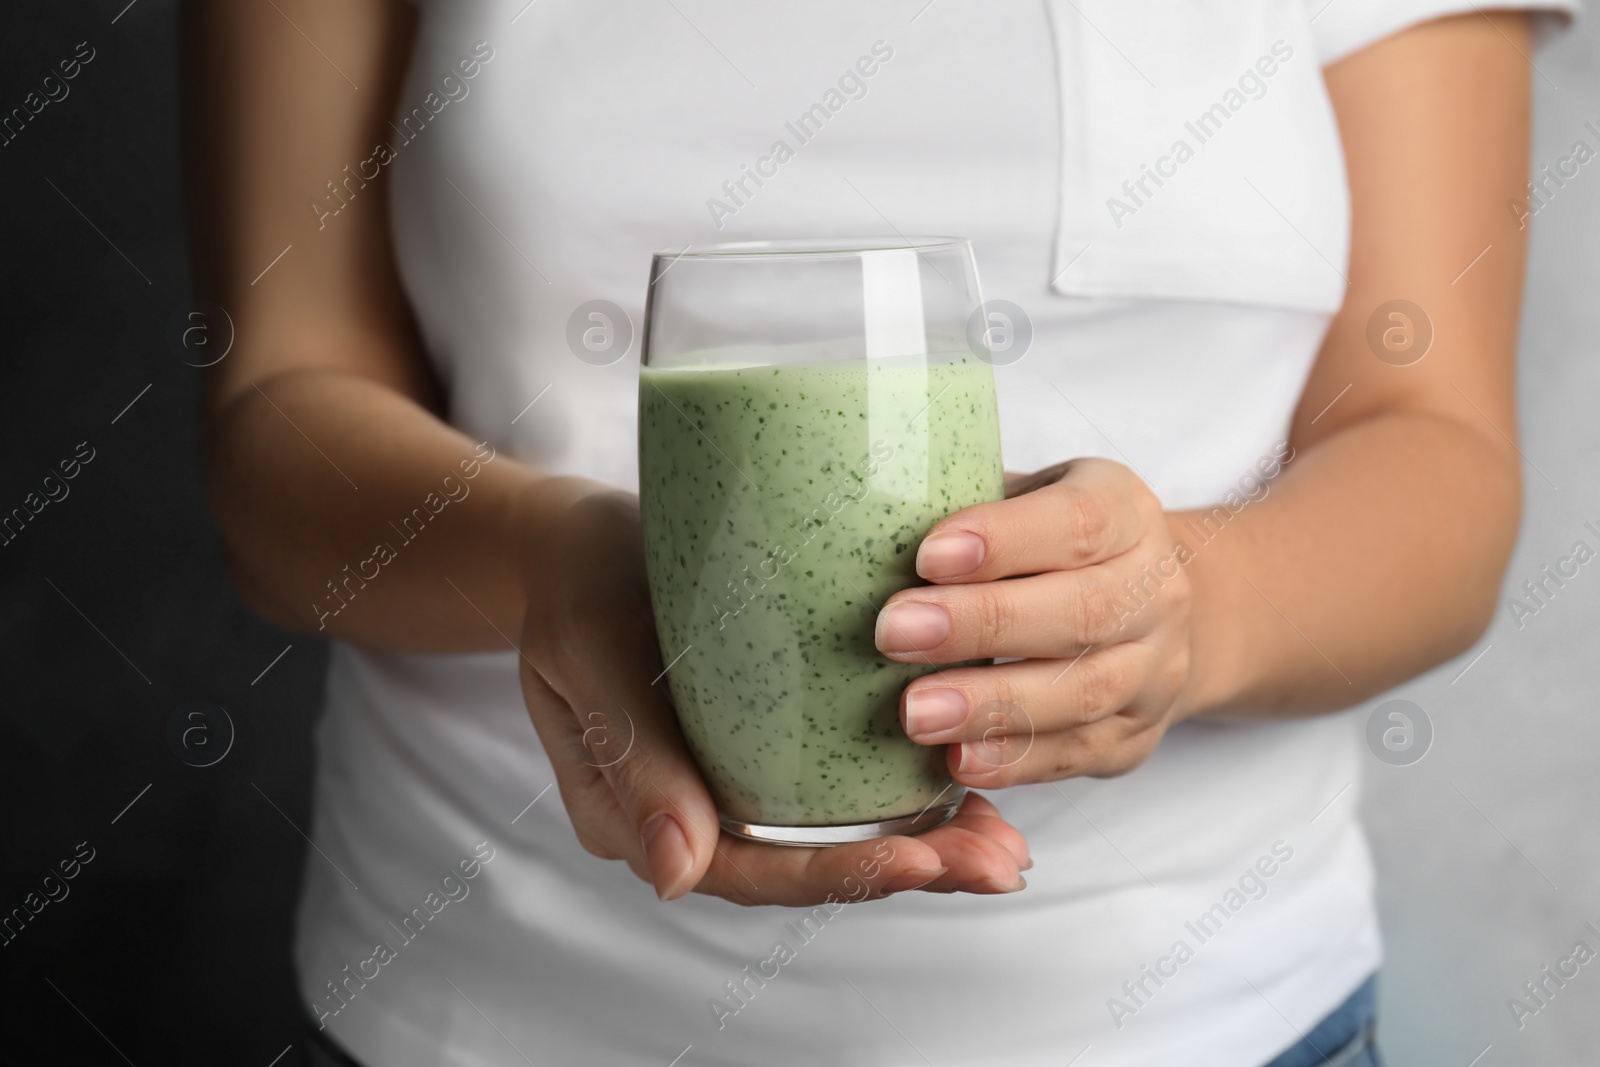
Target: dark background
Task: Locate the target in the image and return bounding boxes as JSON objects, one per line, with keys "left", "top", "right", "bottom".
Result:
{"left": 2, "top": 3, "right": 323, "bottom": 1063}
{"left": 6, "top": 2, "right": 1600, "bottom": 1065}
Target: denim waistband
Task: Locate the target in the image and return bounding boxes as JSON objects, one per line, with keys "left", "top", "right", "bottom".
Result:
{"left": 1261, "top": 974, "right": 1381, "bottom": 1067}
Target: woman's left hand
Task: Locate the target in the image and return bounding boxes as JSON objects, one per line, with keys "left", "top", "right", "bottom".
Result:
{"left": 877, "top": 457, "right": 1195, "bottom": 787}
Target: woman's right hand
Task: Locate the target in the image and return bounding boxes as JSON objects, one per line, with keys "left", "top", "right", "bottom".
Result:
{"left": 514, "top": 478, "right": 1031, "bottom": 906}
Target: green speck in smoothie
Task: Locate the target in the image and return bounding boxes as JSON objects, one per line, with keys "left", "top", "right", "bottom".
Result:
{"left": 637, "top": 355, "right": 1003, "bottom": 826}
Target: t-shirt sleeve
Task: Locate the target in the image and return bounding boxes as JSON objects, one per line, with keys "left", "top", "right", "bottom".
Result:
{"left": 1304, "top": 0, "right": 1581, "bottom": 66}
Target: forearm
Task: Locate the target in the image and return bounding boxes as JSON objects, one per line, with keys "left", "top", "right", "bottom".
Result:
{"left": 1171, "top": 11, "right": 1536, "bottom": 718}
{"left": 203, "top": 363, "right": 596, "bottom": 651}
{"left": 1175, "top": 409, "right": 1521, "bottom": 718}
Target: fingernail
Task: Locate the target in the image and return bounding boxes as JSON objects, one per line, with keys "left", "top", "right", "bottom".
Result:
{"left": 640, "top": 812, "right": 693, "bottom": 901}
{"left": 957, "top": 739, "right": 1005, "bottom": 772}
{"left": 1021, "top": 856, "right": 1034, "bottom": 872}
{"left": 875, "top": 602, "right": 949, "bottom": 653}
{"left": 917, "top": 532, "right": 985, "bottom": 579}
{"left": 905, "top": 688, "right": 968, "bottom": 736}
{"left": 881, "top": 867, "right": 947, "bottom": 895}
{"left": 980, "top": 875, "right": 1027, "bottom": 894}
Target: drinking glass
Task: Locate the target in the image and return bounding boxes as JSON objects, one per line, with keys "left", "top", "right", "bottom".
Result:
{"left": 637, "top": 237, "right": 1004, "bottom": 845}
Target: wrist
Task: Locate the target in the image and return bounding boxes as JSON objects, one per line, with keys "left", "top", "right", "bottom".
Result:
{"left": 1164, "top": 508, "right": 1258, "bottom": 721}
{"left": 505, "top": 474, "right": 644, "bottom": 608}
{"left": 506, "top": 474, "right": 608, "bottom": 597}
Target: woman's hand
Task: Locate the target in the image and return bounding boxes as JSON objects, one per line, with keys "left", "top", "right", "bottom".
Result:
{"left": 515, "top": 480, "right": 1031, "bottom": 905}
{"left": 880, "top": 458, "right": 1194, "bottom": 788}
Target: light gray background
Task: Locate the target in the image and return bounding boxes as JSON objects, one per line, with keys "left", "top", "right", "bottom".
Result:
{"left": 1361, "top": 14, "right": 1600, "bottom": 1064}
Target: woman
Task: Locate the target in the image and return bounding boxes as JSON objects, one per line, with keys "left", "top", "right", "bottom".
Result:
{"left": 186, "top": 1, "right": 1573, "bottom": 1063}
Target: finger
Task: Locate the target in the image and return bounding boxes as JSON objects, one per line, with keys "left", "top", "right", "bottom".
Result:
{"left": 528, "top": 628, "right": 723, "bottom": 901}
{"left": 949, "top": 708, "right": 1168, "bottom": 789}
{"left": 583, "top": 691, "right": 723, "bottom": 901}
{"left": 690, "top": 793, "right": 1029, "bottom": 906}
{"left": 913, "top": 825, "right": 1029, "bottom": 894}
{"left": 1004, "top": 460, "right": 1073, "bottom": 498}
{"left": 516, "top": 663, "right": 632, "bottom": 862}
{"left": 871, "top": 792, "right": 1028, "bottom": 894}
{"left": 692, "top": 833, "right": 944, "bottom": 908}
{"left": 937, "top": 795, "right": 1032, "bottom": 871}
{"left": 876, "top": 565, "right": 1155, "bottom": 662}
{"left": 1002, "top": 469, "right": 1036, "bottom": 497}
{"left": 899, "top": 645, "right": 1150, "bottom": 744}
{"left": 915, "top": 458, "right": 1153, "bottom": 582}
{"left": 910, "top": 791, "right": 1030, "bottom": 892}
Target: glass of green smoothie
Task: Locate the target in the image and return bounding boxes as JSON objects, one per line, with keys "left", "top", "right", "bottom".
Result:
{"left": 637, "top": 237, "right": 1004, "bottom": 845}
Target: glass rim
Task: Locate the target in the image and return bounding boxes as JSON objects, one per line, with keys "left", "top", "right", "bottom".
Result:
{"left": 654, "top": 236, "right": 969, "bottom": 261}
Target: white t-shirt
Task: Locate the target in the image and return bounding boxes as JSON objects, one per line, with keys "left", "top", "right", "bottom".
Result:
{"left": 294, "top": 2, "right": 1575, "bottom": 1065}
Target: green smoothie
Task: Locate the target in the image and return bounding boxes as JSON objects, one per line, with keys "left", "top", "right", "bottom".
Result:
{"left": 638, "top": 353, "right": 1003, "bottom": 828}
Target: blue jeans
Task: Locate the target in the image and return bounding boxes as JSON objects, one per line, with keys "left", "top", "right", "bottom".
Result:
{"left": 1262, "top": 975, "right": 1382, "bottom": 1067}
{"left": 306, "top": 975, "right": 1385, "bottom": 1066}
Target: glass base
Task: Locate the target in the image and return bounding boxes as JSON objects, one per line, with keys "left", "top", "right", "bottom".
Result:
{"left": 719, "top": 793, "right": 964, "bottom": 847}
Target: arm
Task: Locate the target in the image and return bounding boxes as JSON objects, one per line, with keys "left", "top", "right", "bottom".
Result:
{"left": 186, "top": 0, "right": 1026, "bottom": 900}
{"left": 885, "top": 12, "right": 1530, "bottom": 781}
{"left": 1181, "top": 10, "right": 1529, "bottom": 717}
{"left": 186, "top": 0, "right": 542, "bottom": 648}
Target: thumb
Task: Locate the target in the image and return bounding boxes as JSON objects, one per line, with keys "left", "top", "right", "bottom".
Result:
{"left": 577, "top": 687, "right": 723, "bottom": 901}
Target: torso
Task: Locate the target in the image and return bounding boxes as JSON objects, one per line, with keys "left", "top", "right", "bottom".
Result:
{"left": 296, "top": 4, "right": 1379, "bottom": 1063}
